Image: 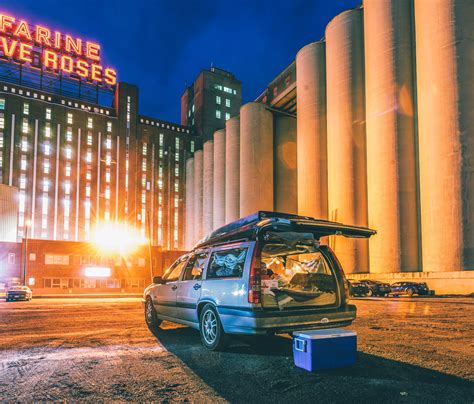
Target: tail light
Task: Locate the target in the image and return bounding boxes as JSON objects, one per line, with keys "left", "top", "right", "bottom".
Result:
{"left": 327, "top": 246, "right": 350, "bottom": 302}
{"left": 248, "top": 242, "right": 261, "bottom": 304}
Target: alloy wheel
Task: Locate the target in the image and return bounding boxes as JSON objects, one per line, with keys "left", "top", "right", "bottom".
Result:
{"left": 202, "top": 309, "right": 218, "bottom": 345}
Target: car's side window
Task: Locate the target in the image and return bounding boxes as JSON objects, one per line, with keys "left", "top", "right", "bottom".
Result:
{"left": 182, "top": 252, "right": 208, "bottom": 281}
{"left": 206, "top": 247, "right": 248, "bottom": 279}
{"left": 163, "top": 259, "right": 187, "bottom": 282}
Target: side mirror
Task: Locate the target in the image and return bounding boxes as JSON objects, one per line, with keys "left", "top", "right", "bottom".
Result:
{"left": 153, "top": 276, "right": 164, "bottom": 284}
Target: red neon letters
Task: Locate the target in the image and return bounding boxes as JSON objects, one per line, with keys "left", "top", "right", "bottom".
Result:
{"left": 0, "top": 13, "right": 117, "bottom": 85}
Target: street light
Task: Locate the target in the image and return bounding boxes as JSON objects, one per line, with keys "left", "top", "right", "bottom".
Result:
{"left": 23, "top": 219, "right": 31, "bottom": 286}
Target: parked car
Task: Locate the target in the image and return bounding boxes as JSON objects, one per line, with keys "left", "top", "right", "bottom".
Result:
{"left": 347, "top": 279, "right": 369, "bottom": 297}
{"left": 143, "top": 211, "right": 376, "bottom": 350}
{"left": 358, "top": 280, "right": 391, "bottom": 297}
{"left": 6, "top": 285, "right": 33, "bottom": 301}
{"left": 389, "top": 282, "right": 430, "bottom": 297}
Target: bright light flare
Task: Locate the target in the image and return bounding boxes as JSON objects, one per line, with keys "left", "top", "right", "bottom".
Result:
{"left": 85, "top": 266, "right": 111, "bottom": 277}
{"left": 91, "top": 222, "right": 146, "bottom": 255}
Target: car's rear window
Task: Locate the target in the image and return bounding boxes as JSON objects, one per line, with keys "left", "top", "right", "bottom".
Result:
{"left": 206, "top": 248, "right": 248, "bottom": 279}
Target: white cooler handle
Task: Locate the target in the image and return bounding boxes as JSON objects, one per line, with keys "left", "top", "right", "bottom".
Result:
{"left": 294, "top": 338, "right": 307, "bottom": 352}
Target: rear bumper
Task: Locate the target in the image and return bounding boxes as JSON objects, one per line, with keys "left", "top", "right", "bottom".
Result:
{"left": 217, "top": 304, "right": 357, "bottom": 335}
{"left": 6, "top": 294, "right": 29, "bottom": 300}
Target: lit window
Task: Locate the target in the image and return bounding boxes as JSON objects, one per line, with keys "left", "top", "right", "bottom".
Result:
{"left": 86, "top": 171, "right": 92, "bottom": 180}
{"left": 45, "top": 123, "right": 51, "bottom": 138}
{"left": 87, "top": 132, "right": 93, "bottom": 145}
{"left": 44, "top": 141, "right": 50, "bottom": 156}
{"left": 233, "top": 89, "right": 237, "bottom": 95}
{"left": 106, "top": 153, "right": 111, "bottom": 165}
{"left": 42, "top": 195, "right": 49, "bottom": 215}
{"left": 175, "top": 152, "right": 179, "bottom": 162}
{"left": 174, "top": 197, "right": 179, "bottom": 208}
{"left": 86, "top": 150, "right": 92, "bottom": 163}
{"left": 159, "top": 148, "right": 163, "bottom": 158}
{"left": 64, "top": 181, "right": 71, "bottom": 195}
{"left": 142, "top": 159, "right": 147, "bottom": 171}
{"left": 105, "top": 170, "right": 111, "bottom": 183}
{"left": 0, "top": 98, "right": 5, "bottom": 109}
{"left": 19, "top": 174, "right": 26, "bottom": 189}
{"left": 174, "top": 180, "right": 179, "bottom": 192}
{"left": 141, "top": 192, "right": 146, "bottom": 204}
{"left": 20, "top": 155, "right": 27, "bottom": 171}
{"left": 66, "top": 127, "right": 72, "bottom": 142}
{"left": 0, "top": 113, "right": 4, "bottom": 129}
{"left": 22, "top": 118, "right": 29, "bottom": 134}
{"left": 158, "top": 194, "right": 162, "bottom": 205}
{"left": 225, "top": 113, "right": 230, "bottom": 120}
{"left": 216, "top": 110, "right": 221, "bottom": 119}
{"left": 225, "top": 99, "right": 230, "bottom": 107}
{"left": 23, "top": 103, "right": 29, "bottom": 115}
{"left": 159, "top": 166, "right": 163, "bottom": 177}
{"left": 142, "top": 143, "right": 147, "bottom": 156}
{"left": 106, "top": 135, "right": 112, "bottom": 150}
{"left": 216, "top": 96, "right": 221, "bottom": 105}
{"left": 158, "top": 179, "right": 163, "bottom": 190}
{"left": 43, "top": 179, "right": 49, "bottom": 192}
{"left": 214, "top": 84, "right": 222, "bottom": 91}
{"left": 192, "top": 104, "right": 195, "bottom": 112}
{"left": 0, "top": 133, "right": 3, "bottom": 148}
{"left": 45, "top": 108, "right": 51, "bottom": 120}
{"left": 191, "top": 140, "right": 195, "bottom": 153}
{"left": 44, "top": 159, "right": 50, "bottom": 174}
{"left": 105, "top": 187, "right": 110, "bottom": 200}
{"left": 67, "top": 113, "right": 73, "bottom": 124}
{"left": 159, "top": 133, "right": 164, "bottom": 146}
{"left": 175, "top": 166, "right": 179, "bottom": 177}
{"left": 65, "top": 145, "right": 72, "bottom": 159}
{"left": 86, "top": 185, "right": 91, "bottom": 197}
{"left": 87, "top": 117, "right": 93, "bottom": 129}
{"left": 107, "top": 122, "right": 112, "bottom": 132}
{"left": 175, "top": 138, "right": 180, "bottom": 150}
{"left": 21, "top": 137, "right": 28, "bottom": 152}
{"left": 65, "top": 162, "right": 71, "bottom": 177}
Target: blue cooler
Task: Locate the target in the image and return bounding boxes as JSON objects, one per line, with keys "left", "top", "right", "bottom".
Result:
{"left": 293, "top": 329, "right": 357, "bottom": 371}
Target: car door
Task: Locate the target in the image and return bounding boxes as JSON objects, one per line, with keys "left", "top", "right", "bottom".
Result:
{"left": 177, "top": 251, "right": 209, "bottom": 323}
{"left": 152, "top": 257, "right": 188, "bottom": 319}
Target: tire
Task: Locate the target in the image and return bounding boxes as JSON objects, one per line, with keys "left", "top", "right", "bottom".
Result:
{"left": 144, "top": 297, "right": 162, "bottom": 334}
{"left": 367, "top": 289, "right": 374, "bottom": 297}
{"left": 406, "top": 288, "right": 414, "bottom": 297}
{"left": 199, "top": 303, "right": 227, "bottom": 351}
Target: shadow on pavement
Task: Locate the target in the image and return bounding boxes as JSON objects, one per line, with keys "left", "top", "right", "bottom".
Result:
{"left": 152, "top": 326, "right": 474, "bottom": 403}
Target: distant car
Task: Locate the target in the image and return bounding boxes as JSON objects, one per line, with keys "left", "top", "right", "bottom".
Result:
{"left": 6, "top": 286, "right": 33, "bottom": 301}
{"left": 347, "top": 279, "right": 369, "bottom": 297}
{"left": 389, "top": 282, "right": 430, "bottom": 297}
{"left": 358, "top": 280, "right": 391, "bottom": 297}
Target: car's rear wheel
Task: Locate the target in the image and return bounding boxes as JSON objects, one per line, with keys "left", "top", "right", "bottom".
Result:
{"left": 199, "top": 304, "right": 227, "bottom": 351}
{"left": 407, "top": 288, "right": 414, "bottom": 297}
{"left": 367, "top": 289, "right": 373, "bottom": 297}
{"left": 145, "top": 297, "right": 162, "bottom": 333}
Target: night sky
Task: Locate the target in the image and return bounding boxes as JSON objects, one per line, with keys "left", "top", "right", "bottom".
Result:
{"left": 5, "top": 0, "right": 360, "bottom": 123}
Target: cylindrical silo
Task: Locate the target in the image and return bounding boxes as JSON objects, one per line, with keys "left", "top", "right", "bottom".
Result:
{"left": 185, "top": 157, "right": 194, "bottom": 250}
{"left": 415, "top": 0, "right": 474, "bottom": 272}
{"left": 225, "top": 116, "right": 240, "bottom": 223}
{"left": 193, "top": 150, "right": 203, "bottom": 244}
{"left": 274, "top": 114, "right": 297, "bottom": 214}
{"left": 203, "top": 140, "right": 214, "bottom": 236}
{"left": 213, "top": 129, "right": 226, "bottom": 230}
{"left": 326, "top": 8, "right": 368, "bottom": 274}
{"left": 364, "top": 0, "right": 419, "bottom": 273}
{"left": 240, "top": 103, "right": 274, "bottom": 217}
{"left": 295, "top": 41, "right": 328, "bottom": 219}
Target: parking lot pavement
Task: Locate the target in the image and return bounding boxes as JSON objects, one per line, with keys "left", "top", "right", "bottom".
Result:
{"left": 0, "top": 298, "right": 473, "bottom": 403}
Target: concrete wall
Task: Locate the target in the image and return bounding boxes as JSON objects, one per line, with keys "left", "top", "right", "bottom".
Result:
{"left": 193, "top": 150, "right": 203, "bottom": 244}
{"left": 213, "top": 129, "right": 226, "bottom": 230}
{"left": 203, "top": 141, "right": 214, "bottom": 236}
{"left": 184, "top": 158, "right": 194, "bottom": 250}
{"left": 225, "top": 117, "right": 240, "bottom": 224}
{"left": 240, "top": 103, "right": 274, "bottom": 216}
{"left": 326, "top": 9, "right": 369, "bottom": 274}
{"left": 0, "top": 185, "right": 18, "bottom": 242}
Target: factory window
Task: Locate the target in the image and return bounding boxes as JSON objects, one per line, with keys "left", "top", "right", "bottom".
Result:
{"left": 66, "top": 127, "right": 72, "bottom": 142}
{"left": 44, "top": 159, "right": 50, "bottom": 174}
{"left": 107, "top": 122, "right": 112, "bottom": 132}
{"left": 191, "top": 140, "right": 195, "bottom": 153}
{"left": 174, "top": 180, "right": 179, "bottom": 192}
{"left": 105, "top": 169, "right": 111, "bottom": 183}
{"left": 142, "top": 159, "right": 147, "bottom": 171}
{"left": 0, "top": 133, "right": 3, "bottom": 148}
{"left": 225, "top": 113, "right": 230, "bottom": 121}
{"left": 0, "top": 113, "right": 4, "bottom": 129}
{"left": 7, "top": 253, "right": 15, "bottom": 265}
{"left": 141, "top": 174, "right": 146, "bottom": 188}
{"left": 216, "top": 96, "right": 221, "bottom": 105}
{"left": 159, "top": 148, "right": 163, "bottom": 158}
{"left": 21, "top": 155, "right": 27, "bottom": 171}
{"left": 22, "top": 118, "right": 29, "bottom": 134}
{"left": 45, "top": 108, "right": 51, "bottom": 120}
{"left": 65, "top": 145, "right": 72, "bottom": 159}
{"left": 45, "top": 254, "right": 70, "bottom": 265}
{"left": 43, "top": 179, "right": 49, "bottom": 192}
{"left": 0, "top": 98, "right": 5, "bottom": 109}
{"left": 142, "top": 143, "right": 147, "bottom": 156}
{"left": 19, "top": 174, "right": 26, "bottom": 189}
{"left": 64, "top": 181, "right": 71, "bottom": 195}
{"left": 44, "top": 141, "right": 50, "bottom": 156}
{"left": 233, "top": 89, "right": 237, "bottom": 95}
{"left": 65, "top": 162, "right": 71, "bottom": 177}
{"left": 67, "top": 113, "right": 73, "bottom": 124}
{"left": 158, "top": 166, "right": 163, "bottom": 177}
{"left": 45, "top": 123, "right": 51, "bottom": 138}
{"left": 174, "top": 197, "right": 179, "bottom": 208}
{"left": 86, "top": 170, "right": 91, "bottom": 180}
{"left": 159, "top": 133, "right": 164, "bottom": 146}
{"left": 42, "top": 195, "right": 48, "bottom": 214}
{"left": 215, "top": 110, "right": 221, "bottom": 119}
{"left": 86, "top": 185, "right": 91, "bottom": 197}
{"left": 87, "top": 132, "right": 93, "bottom": 145}
{"left": 214, "top": 84, "right": 222, "bottom": 91}
{"left": 23, "top": 103, "right": 29, "bottom": 115}
{"left": 141, "top": 192, "right": 146, "bottom": 204}
{"left": 175, "top": 137, "right": 180, "bottom": 149}
{"left": 192, "top": 104, "right": 195, "bottom": 112}
{"left": 175, "top": 152, "right": 179, "bottom": 162}
{"left": 86, "top": 150, "right": 92, "bottom": 163}
{"left": 188, "top": 110, "right": 191, "bottom": 117}
{"left": 106, "top": 135, "right": 112, "bottom": 150}
{"left": 106, "top": 152, "right": 111, "bottom": 166}
{"left": 158, "top": 179, "right": 163, "bottom": 190}
{"left": 175, "top": 166, "right": 179, "bottom": 177}
{"left": 225, "top": 99, "right": 230, "bottom": 107}
{"left": 158, "top": 193, "right": 162, "bottom": 205}
{"left": 21, "top": 137, "right": 28, "bottom": 152}
{"left": 18, "top": 191, "right": 25, "bottom": 212}
{"left": 105, "top": 186, "right": 110, "bottom": 200}
{"left": 223, "top": 86, "right": 232, "bottom": 94}
{"left": 158, "top": 208, "right": 162, "bottom": 224}
{"left": 87, "top": 117, "right": 93, "bottom": 129}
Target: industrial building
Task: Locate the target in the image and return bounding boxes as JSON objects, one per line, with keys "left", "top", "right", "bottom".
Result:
{"left": 185, "top": 0, "right": 474, "bottom": 294}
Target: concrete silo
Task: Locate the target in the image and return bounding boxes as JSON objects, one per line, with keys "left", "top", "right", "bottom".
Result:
{"left": 415, "top": 0, "right": 474, "bottom": 271}
{"left": 295, "top": 41, "right": 328, "bottom": 219}
{"left": 274, "top": 114, "right": 298, "bottom": 214}
{"left": 213, "top": 129, "right": 226, "bottom": 230}
{"left": 185, "top": 157, "right": 194, "bottom": 250}
{"left": 240, "top": 103, "right": 274, "bottom": 216}
{"left": 203, "top": 141, "right": 214, "bottom": 237}
{"left": 225, "top": 116, "right": 240, "bottom": 223}
{"left": 364, "top": 0, "right": 420, "bottom": 273}
{"left": 193, "top": 150, "right": 203, "bottom": 244}
{"left": 326, "top": 8, "right": 369, "bottom": 274}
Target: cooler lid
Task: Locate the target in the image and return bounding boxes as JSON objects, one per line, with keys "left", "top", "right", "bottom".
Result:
{"left": 294, "top": 329, "right": 357, "bottom": 340}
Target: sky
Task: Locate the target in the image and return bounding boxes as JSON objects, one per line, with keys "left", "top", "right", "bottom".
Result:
{"left": 4, "top": 0, "right": 361, "bottom": 123}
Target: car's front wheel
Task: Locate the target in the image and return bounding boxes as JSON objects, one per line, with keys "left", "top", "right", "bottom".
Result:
{"left": 145, "top": 297, "right": 162, "bottom": 334}
{"left": 406, "top": 288, "right": 414, "bottom": 297}
{"left": 367, "top": 289, "right": 374, "bottom": 297}
{"left": 199, "top": 304, "right": 227, "bottom": 351}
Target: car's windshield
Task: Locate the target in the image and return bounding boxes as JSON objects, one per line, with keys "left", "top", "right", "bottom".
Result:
{"left": 9, "top": 286, "right": 27, "bottom": 291}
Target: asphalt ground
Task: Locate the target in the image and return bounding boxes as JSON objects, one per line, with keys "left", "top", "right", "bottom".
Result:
{"left": 0, "top": 297, "right": 473, "bottom": 403}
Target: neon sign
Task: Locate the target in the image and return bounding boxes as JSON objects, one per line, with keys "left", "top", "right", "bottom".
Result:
{"left": 0, "top": 13, "right": 117, "bottom": 86}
